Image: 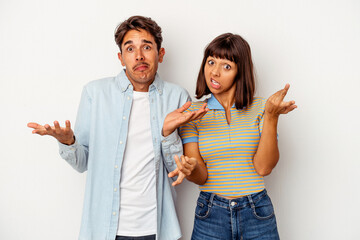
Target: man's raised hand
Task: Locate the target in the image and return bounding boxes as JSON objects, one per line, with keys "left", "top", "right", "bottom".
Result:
{"left": 162, "top": 101, "right": 208, "bottom": 137}
{"left": 27, "top": 120, "right": 75, "bottom": 145}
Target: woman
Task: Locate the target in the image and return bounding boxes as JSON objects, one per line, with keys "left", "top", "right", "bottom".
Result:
{"left": 167, "top": 33, "right": 296, "bottom": 240}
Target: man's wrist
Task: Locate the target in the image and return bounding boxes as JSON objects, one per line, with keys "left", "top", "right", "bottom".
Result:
{"left": 60, "top": 136, "right": 75, "bottom": 145}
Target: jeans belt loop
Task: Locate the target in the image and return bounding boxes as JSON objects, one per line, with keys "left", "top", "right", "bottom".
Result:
{"left": 247, "top": 193, "right": 255, "bottom": 209}
{"left": 209, "top": 192, "right": 215, "bottom": 208}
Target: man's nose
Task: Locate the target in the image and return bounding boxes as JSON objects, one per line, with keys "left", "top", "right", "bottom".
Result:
{"left": 135, "top": 49, "right": 145, "bottom": 61}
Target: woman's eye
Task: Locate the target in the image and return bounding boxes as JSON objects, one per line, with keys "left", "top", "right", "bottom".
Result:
{"left": 208, "top": 60, "right": 214, "bottom": 65}
{"left": 224, "top": 64, "right": 231, "bottom": 70}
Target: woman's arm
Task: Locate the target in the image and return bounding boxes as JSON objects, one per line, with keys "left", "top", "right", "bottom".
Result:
{"left": 183, "top": 142, "right": 208, "bottom": 185}
{"left": 168, "top": 142, "right": 208, "bottom": 186}
{"left": 252, "top": 116, "right": 280, "bottom": 176}
{"left": 253, "top": 84, "right": 297, "bottom": 176}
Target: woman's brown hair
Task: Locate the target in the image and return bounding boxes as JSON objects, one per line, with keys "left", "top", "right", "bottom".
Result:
{"left": 196, "top": 33, "right": 255, "bottom": 109}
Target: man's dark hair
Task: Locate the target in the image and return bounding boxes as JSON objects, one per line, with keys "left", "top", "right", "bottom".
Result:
{"left": 196, "top": 33, "right": 255, "bottom": 110}
{"left": 114, "top": 16, "right": 163, "bottom": 52}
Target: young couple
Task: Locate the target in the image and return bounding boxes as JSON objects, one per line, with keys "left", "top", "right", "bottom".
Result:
{"left": 28, "top": 15, "right": 296, "bottom": 240}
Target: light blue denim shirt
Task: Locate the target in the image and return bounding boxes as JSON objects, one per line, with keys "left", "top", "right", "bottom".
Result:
{"left": 58, "top": 70, "right": 190, "bottom": 240}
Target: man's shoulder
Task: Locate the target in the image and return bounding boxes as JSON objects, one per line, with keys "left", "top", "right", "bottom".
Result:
{"left": 82, "top": 76, "right": 121, "bottom": 98}
{"left": 161, "top": 81, "right": 189, "bottom": 96}
{"left": 84, "top": 76, "right": 117, "bottom": 90}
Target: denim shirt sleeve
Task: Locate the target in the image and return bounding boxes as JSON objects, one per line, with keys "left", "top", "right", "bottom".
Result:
{"left": 160, "top": 89, "right": 191, "bottom": 180}
{"left": 161, "top": 129, "right": 183, "bottom": 169}
{"left": 58, "top": 86, "right": 91, "bottom": 173}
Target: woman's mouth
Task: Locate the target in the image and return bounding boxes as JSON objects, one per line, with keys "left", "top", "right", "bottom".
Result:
{"left": 210, "top": 78, "right": 221, "bottom": 89}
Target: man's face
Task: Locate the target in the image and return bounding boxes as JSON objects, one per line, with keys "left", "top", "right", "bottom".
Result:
{"left": 118, "top": 29, "right": 165, "bottom": 92}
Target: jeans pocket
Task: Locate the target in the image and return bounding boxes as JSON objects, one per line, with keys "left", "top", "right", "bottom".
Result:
{"left": 194, "top": 196, "right": 211, "bottom": 220}
{"left": 251, "top": 193, "right": 275, "bottom": 220}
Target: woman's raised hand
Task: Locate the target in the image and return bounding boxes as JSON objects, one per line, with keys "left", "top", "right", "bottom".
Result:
{"left": 162, "top": 101, "right": 208, "bottom": 137}
{"left": 265, "top": 84, "right": 297, "bottom": 118}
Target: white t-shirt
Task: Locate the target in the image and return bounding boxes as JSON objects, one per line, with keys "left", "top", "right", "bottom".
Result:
{"left": 117, "top": 91, "right": 157, "bottom": 236}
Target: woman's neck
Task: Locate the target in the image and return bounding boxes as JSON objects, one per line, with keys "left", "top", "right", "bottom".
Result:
{"left": 213, "top": 87, "right": 236, "bottom": 112}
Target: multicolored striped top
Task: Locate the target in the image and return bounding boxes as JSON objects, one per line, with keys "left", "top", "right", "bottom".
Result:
{"left": 179, "top": 95, "right": 267, "bottom": 197}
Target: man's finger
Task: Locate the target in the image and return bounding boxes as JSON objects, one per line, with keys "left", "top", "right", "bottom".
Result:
{"left": 44, "top": 124, "right": 54, "bottom": 135}
{"left": 176, "top": 101, "right": 192, "bottom": 113}
{"left": 27, "top": 122, "right": 41, "bottom": 129}
{"left": 65, "top": 120, "right": 71, "bottom": 131}
{"left": 54, "top": 121, "right": 61, "bottom": 134}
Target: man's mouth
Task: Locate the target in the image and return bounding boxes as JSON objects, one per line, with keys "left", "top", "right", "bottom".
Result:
{"left": 134, "top": 63, "right": 149, "bottom": 71}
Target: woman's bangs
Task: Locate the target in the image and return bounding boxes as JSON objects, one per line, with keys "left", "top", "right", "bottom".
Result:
{"left": 207, "top": 41, "right": 238, "bottom": 63}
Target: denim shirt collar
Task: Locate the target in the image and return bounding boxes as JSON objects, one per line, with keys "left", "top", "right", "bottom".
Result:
{"left": 207, "top": 94, "right": 235, "bottom": 110}
{"left": 116, "top": 69, "right": 164, "bottom": 95}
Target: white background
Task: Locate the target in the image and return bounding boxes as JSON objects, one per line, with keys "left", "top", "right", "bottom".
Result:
{"left": 1, "top": 0, "right": 359, "bottom": 239}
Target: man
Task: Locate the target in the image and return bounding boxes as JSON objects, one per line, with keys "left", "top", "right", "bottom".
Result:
{"left": 28, "top": 16, "right": 207, "bottom": 240}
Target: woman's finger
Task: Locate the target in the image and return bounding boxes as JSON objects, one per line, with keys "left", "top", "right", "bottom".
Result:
{"left": 172, "top": 173, "right": 185, "bottom": 186}
{"left": 168, "top": 168, "right": 179, "bottom": 178}
{"left": 282, "top": 105, "right": 297, "bottom": 114}
{"left": 276, "top": 84, "right": 290, "bottom": 102}
{"left": 176, "top": 101, "right": 192, "bottom": 113}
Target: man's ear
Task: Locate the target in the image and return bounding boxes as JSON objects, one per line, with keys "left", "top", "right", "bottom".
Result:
{"left": 118, "top": 52, "right": 125, "bottom": 66}
{"left": 158, "top": 48, "right": 165, "bottom": 63}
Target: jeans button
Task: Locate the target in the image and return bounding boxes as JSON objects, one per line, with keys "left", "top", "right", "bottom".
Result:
{"left": 231, "top": 201, "right": 237, "bottom": 206}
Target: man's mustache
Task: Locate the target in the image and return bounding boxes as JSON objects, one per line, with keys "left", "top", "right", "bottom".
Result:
{"left": 133, "top": 62, "right": 149, "bottom": 70}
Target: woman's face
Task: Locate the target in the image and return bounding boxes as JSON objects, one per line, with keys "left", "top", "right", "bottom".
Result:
{"left": 204, "top": 56, "right": 238, "bottom": 96}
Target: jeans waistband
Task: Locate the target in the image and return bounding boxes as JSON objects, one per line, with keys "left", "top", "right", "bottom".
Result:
{"left": 198, "top": 189, "right": 267, "bottom": 209}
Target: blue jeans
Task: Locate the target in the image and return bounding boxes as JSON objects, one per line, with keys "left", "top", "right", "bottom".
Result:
{"left": 115, "top": 235, "right": 155, "bottom": 240}
{"left": 191, "top": 189, "right": 279, "bottom": 240}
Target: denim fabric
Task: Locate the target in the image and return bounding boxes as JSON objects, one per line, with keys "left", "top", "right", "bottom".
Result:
{"left": 58, "top": 70, "right": 190, "bottom": 240}
{"left": 191, "top": 189, "right": 279, "bottom": 240}
{"left": 116, "top": 235, "right": 156, "bottom": 240}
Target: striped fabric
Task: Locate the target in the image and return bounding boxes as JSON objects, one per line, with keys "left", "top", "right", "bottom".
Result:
{"left": 179, "top": 95, "right": 267, "bottom": 197}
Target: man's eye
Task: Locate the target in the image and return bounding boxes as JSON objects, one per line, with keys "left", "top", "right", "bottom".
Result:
{"left": 144, "top": 45, "right": 151, "bottom": 50}
{"left": 224, "top": 64, "right": 231, "bottom": 70}
{"left": 208, "top": 60, "right": 214, "bottom": 65}
{"left": 127, "top": 47, "right": 133, "bottom": 52}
